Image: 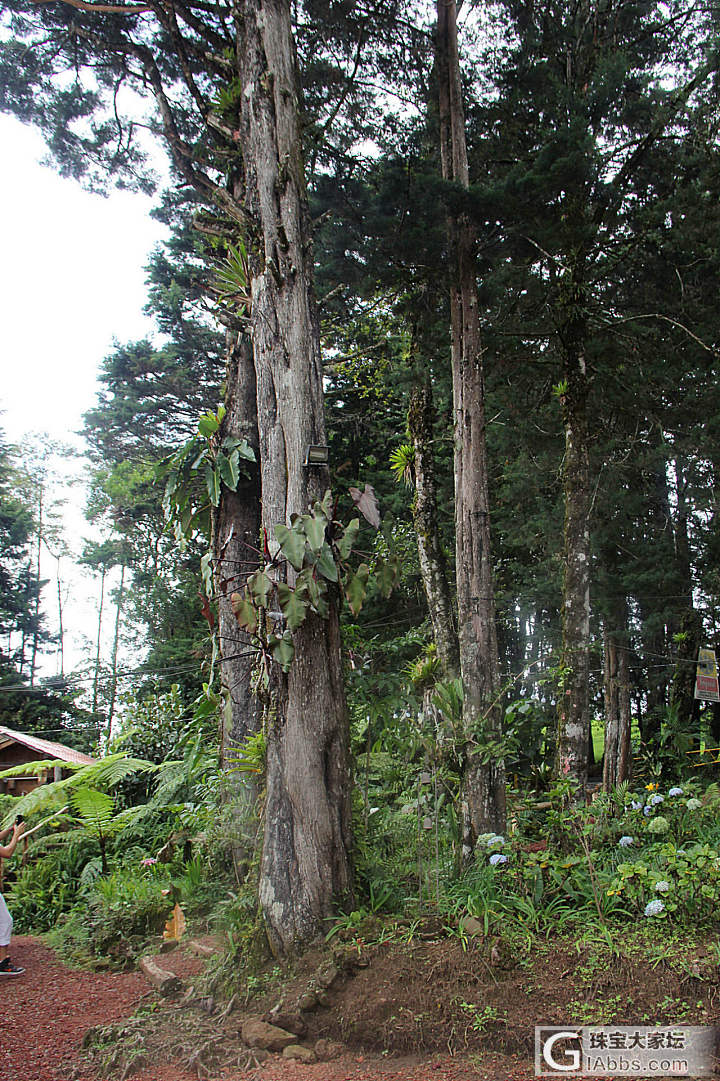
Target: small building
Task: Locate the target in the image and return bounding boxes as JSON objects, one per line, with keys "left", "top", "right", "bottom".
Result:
{"left": 0, "top": 726, "right": 95, "bottom": 796}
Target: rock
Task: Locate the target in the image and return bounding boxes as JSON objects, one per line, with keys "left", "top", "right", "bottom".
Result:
{"left": 187, "top": 938, "right": 218, "bottom": 958}
{"left": 283, "top": 1045, "right": 317, "bottom": 1063}
{"left": 316, "top": 990, "right": 330, "bottom": 1006}
{"left": 315, "top": 1038, "right": 343, "bottom": 1062}
{"left": 138, "top": 955, "right": 183, "bottom": 997}
{"left": 241, "top": 1019, "right": 297, "bottom": 1052}
{"left": 266, "top": 1009, "right": 307, "bottom": 1036}
{"left": 297, "top": 990, "right": 319, "bottom": 1011}
{"left": 159, "top": 939, "right": 178, "bottom": 954}
{"left": 460, "top": 915, "right": 485, "bottom": 937}
{"left": 316, "top": 960, "right": 340, "bottom": 989}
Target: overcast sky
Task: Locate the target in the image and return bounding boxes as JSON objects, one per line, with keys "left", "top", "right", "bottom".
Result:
{"left": 0, "top": 114, "right": 167, "bottom": 688}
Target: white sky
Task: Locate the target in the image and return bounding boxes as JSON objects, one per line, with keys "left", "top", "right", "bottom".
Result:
{"left": 0, "top": 114, "right": 167, "bottom": 692}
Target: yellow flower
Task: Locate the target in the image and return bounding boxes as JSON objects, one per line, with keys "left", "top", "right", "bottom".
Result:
{"left": 645, "top": 783, "right": 659, "bottom": 791}
{"left": 607, "top": 890, "right": 616, "bottom": 896}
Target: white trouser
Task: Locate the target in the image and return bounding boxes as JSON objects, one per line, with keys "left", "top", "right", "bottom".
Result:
{"left": 0, "top": 892, "right": 13, "bottom": 947}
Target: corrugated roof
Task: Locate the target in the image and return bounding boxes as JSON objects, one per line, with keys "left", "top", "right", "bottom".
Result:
{"left": 0, "top": 726, "right": 95, "bottom": 766}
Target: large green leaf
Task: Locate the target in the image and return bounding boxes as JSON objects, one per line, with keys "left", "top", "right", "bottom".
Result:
{"left": 336, "top": 518, "right": 360, "bottom": 561}
{"left": 247, "top": 569, "right": 272, "bottom": 608}
{"left": 216, "top": 450, "right": 239, "bottom": 490}
{"left": 344, "top": 562, "right": 370, "bottom": 615}
{"left": 204, "top": 463, "right": 221, "bottom": 507}
{"left": 277, "top": 581, "right": 309, "bottom": 631}
{"left": 316, "top": 542, "right": 339, "bottom": 582}
{"left": 269, "top": 632, "right": 295, "bottom": 672}
{"left": 231, "top": 592, "right": 258, "bottom": 634}
{"left": 303, "top": 512, "right": 327, "bottom": 554}
{"left": 70, "top": 787, "right": 116, "bottom": 837}
{"left": 275, "top": 523, "right": 306, "bottom": 571}
{"left": 197, "top": 411, "right": 220, "bottom": 437}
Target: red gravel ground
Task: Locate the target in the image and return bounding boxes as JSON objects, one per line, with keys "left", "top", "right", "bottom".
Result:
{"left": 2, "top": 936, "right": 537, "bottom": 1081}
{"left": 1, "top": 936, "right": 148, "bottom": 1081}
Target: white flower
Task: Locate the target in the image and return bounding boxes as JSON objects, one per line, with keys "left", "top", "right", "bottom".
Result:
{"left": 644, "top": 899, "right": 665, "bottom": 917}
{"left": 668, "top": 787, "right": 683, "bottom": 797}
{"left": 686, "top": 798, "right": 702, "bottom": 811}
{"left": 654, "top": 881, "right": 670, "bottom": 892}
{"left": 489, "top": 853, "right": 508, "bottom": 866}
{"left": 618, "top": 836, "right": 634, "bottom": 847}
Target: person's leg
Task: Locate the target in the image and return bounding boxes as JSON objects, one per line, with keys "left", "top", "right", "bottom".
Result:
{"left": 0, "top": 892, "right": 12, "bottom": 957}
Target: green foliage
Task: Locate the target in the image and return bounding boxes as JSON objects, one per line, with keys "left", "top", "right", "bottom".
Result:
{"left": 163, "top": 405, "right": 255, "bottom": 543}
{"left": 230, "top": 490, "right": 400, "bottom": 673}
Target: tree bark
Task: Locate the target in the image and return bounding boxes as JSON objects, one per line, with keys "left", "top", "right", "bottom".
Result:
{"left": 92, "top": 567, "right": 106, "bottom": 729}
{"left": 214, "top": 332, "right": 261, "bottom": 768}
{"left": 602, "top": 596, "right": 631, "bottom": 791}
{"left": 554, "top": 271, "right": 591, "bottom": 793}
{"left": 106, "top": 562, "right": 125, "bottom": 744}
{"left": 407, "top": 377, "right": 459, "bottom": 677}
{"left": 239, "top": 0, "right": 353, "bottom": 955}
{"left": 213, "top": 331, "right": 262, "bottom": 868}
{"left": 436, "top": 0, "right": 505, "bottom": 851}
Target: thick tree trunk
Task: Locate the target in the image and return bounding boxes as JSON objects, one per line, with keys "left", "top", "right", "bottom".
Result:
{"left": 239, "top": 0, "right": 353, "bottom": 955}
{"left": 106, "top": 562, "right": 125, "bottom": 744}
{"left": 669, "top": 459, "right": 701, "bottom": 734}
{"left": 92, "top": 567, "right": 106, "bottom": 729}
{"left": 407, "top": 377, "right": 459, "bottom": 677}
{"left": 436, "top": 0, "right": 505, "bottom": 851}
{"left": 213, "top": 332, "right": 262, "bottom": 871}
{"left": 602, "top": 597, "right": 631, "bottom": 791}
{"left": 214, "top": 332, "right": 261, "bottom": 766}
{"left": 554, "top": 273, "right": 591, "bottom": 793}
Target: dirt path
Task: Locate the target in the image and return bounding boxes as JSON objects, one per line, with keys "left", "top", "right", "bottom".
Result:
{"left": 3, "top": 936, "right": 536, "bottom": 1081}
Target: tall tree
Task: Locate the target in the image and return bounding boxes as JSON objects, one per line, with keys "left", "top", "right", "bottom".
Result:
{"left": 436, "top": 0, "right": 505, "bottom": 846}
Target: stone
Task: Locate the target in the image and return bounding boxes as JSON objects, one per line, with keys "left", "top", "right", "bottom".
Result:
{"left": 316, "top": 960, "right": 340, "bottom": 989}
{"left": 187, "top": 938, "right": 218, "bottom": 958}
{"left": 138, "top": 955, "right": 182, "bottom": 997}
{"left": 315, "top": 990, "right": 330, "bottom": 1006}
{"left": 266, "top": 1009, "right": 307, "bottom": 1036}
{"left": 159, "top": 939, "right": 178, "bottom": 954}
{"left": 315, "top": 1038, "right": 343, "bottom": 1062}
{"left": 460, "top": 915, "right": 485, "bottom": 936}
{"left": 283, "top": 1045, "right": 317, "bottom": 1063}
{"left": 241, "top": 1019, "right": 297, "bottom": 1052}
{"left": 297, "top": 990, "right": 319, "bottom": 1011}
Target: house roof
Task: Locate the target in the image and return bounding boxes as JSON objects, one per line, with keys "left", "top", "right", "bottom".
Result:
{"left": 0, "top": 726, "right": 95, "bottom": 767}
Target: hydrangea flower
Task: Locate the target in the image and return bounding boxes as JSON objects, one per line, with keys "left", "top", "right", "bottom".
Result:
{"left": 646, "top": 816, "right": 669, "bottom": 834}
{"left": 649, "top": 793, "right": 664, "bottom": 806}
{"left": 643, "top": 806, "right": 652, "bottom": 816}
{"left": 654, "top": 881, "right": 670, "bottom": 892}
{"left": 644, "top": 899, "right": 665, "bottom": 917}
{"left": 686, "top": 798, "right": 702, "bottom": 811}
{"left": 668, "top": 787, "right": 683, "bottom": 797}
{"left": 630, "top": 800, "right": 643, "bottom": 811}
{"left": 489, "top": 853, "right": 508, "bottom": 866}
{"left": 141, "top": 857, "right": 158, "bottom": 866}
{"left": 618, "top": 836, "right": 635, "bottom": 847}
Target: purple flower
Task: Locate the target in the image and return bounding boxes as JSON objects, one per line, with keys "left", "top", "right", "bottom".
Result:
{"left": 618, "top": 836, "right": 634, "bottom": 847}
{"left": 668, "top": 787, "right": 683, "bottom": 797}
{"left": 631, "top": 800, "right": 643, "bottom": 811}
{"left": 489, "top": 853, "right": 508, "bottom": 867}
{"left": 141, "top": 857, "right": 158, "bottom": 867}
{"left": 649, "top": 794, "right": 664, "bottom": 806}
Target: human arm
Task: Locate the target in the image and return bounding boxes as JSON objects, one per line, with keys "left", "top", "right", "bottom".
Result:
{"left": 0, "top": 823, "right": 23, "bottom": 859}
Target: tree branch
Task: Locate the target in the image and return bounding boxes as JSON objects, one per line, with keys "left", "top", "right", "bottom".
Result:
{"left": 31, "top": 0, "right": 153, "bottom": 14}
